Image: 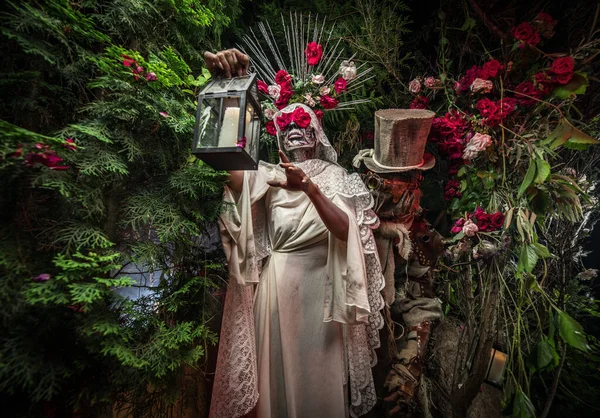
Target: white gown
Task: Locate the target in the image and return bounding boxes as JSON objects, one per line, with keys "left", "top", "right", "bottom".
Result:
{"left": 210, "top": 160, "right": 384, "bottom": 418}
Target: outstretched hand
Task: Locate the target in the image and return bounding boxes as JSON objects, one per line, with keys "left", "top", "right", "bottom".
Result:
{"left": 267, "top": 151, "right": 314, "bottom": 193}
{"left": 203, "top": 48, "right": 250, "bottom": 78}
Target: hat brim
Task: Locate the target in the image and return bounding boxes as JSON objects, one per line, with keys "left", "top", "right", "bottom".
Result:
{"left": 362, "top": 153, "right": 435, "bottom": 173}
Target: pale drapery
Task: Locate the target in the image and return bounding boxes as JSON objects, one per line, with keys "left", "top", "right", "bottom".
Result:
{"left": 210, "top": 159, "right": 384, "bottom": 417}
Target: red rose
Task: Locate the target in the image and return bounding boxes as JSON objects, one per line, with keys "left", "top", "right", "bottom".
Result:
{"left": 498, "top": 97, "right": 518, "bottom": 117}
{"left": 276, "top": 112, "right": 292, "bottom": 130}
{"left": 476, "top": 98, "right": 498, "bottom": 120}
{"left": 490, "top": 212, "right": 505, "bottom": 230}
{"left": 275, "top": 70, "right": 292, "bottom": 86}
{"left": 514, "top": 80, "right": 542, "bottom": 106}
{"left": 257, "top": 79, "right": 269, "bottom": 95}
{"left": 275, "top": 84, "right": 294, "bottom": 109}
{"left": 292, "top": 107, "right": 312, "bottom": 128}
{"left": 550, "top": 56, "right": 575, "bottom": 85}
{"left": 305, "top": 42, "right": 323, "bottom": 66}
{"left": 534, "top": 12, "right": 557, "bottom": 39}
{"left": 510, "top": 22, "right": 541, "bottom": 48}
{"left": 320, "top": 95, "right": 338, "bottom": 109}
{"left": 444, "top": 180, "right": 462, "bottom": 201}
{"left": 475, "top": 213, "right": 492, "bottom": 232}
{"left": 266, "top": 120, "right": 277, "bottom": 136}
{"left": 410, "top": 96, "right": 429, "bottom": 109}
{"left": 534, "top": 71, "right": 556, "bottom": 94}
{"left": 451, "top": 218, "right": 465, "bottom": 234}
{"left": 481, "top": 60, "right": 504, "bottom": 79}
{"left": 314, "top": 109, "right": 324, "bottom": 122}
{"left": 457, "top": 65, "right": 481, "bottom": 92}
{"left": 334, "top": 77, "right": 347, "bottom": 93}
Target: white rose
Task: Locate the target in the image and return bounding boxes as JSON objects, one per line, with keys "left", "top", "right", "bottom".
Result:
{"left": 268, "top": 84, "right": 281, "bottom": 100}
{"left": 319, "top": 86, "right": 330, "bottom": 96}
{"left": 408, "top": 78, "right": 421, "bottom": 94}
{"left": 264, "top": 108, "right": 276, "bottom": 120}
{"left": 470, "top": 78, "right": 493, "bottom": 93}
{"left": 312, "top": 74, "right": 325, "bottom": 84}
{"left": 339, "top": 60, "right": 357, "bottom": 81}
{"left": 304, "top": 93, "right": 316, "bottom": 107}
{"left": 462, "top": 219, "right": 479, "bottom": 237}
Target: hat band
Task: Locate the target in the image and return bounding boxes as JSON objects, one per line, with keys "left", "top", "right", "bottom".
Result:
{"left": 352, "top": 148, "right": 425, "bottom": 170}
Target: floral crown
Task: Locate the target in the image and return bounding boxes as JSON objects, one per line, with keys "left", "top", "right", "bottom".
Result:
{"left": 241, "top": 14, "right": 373, "bottom": 135}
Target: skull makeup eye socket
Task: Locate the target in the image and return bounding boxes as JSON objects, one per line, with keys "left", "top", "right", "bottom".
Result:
{"left": 422, "top": 235, "right": 430, "bottom": 242}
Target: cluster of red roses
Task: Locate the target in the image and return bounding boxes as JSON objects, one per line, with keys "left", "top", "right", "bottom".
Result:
{"left": 429, "top": 109, "right": 471, "bottom": 178}
{"left": 456, "top": 59, "right": 504, "bottom": 93}
{"left": 451, "top": 207, "right": 505, "bottom": 234}
{"left": 121, "top": 54, "right": 157, "bottom": 81}
{"left": 275, "top": 107, "right": 312, "bottom": 130}
{"left": 510, "top": 12, "right": 557, "bottom": 49}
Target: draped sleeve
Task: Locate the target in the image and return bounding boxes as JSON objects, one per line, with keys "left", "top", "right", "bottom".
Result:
{"left": 210, "top": 163, "right": 280, "bottom": 418}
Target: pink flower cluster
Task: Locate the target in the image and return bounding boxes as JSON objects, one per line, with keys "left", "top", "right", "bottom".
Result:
{"left": 122, "top": 54, "right": 157, "bottom": 82}
{"left": 451, "top": 207, "right": 505, "bottom": 235}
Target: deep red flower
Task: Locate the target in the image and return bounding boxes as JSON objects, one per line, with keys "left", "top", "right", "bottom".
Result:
{"left": 314, "top": 109, "right": 324, "bottom": 122}
{"left": 550, "top": 56, "right": 575, "bottom": 85}
{"left": 257, "top": 79, "right": 269, "bottom": 95}
{"left": 320, "top": 95, "right": 338, "bottom": 110}
{"left": 410, "top": 96, "right": 429, "bottom": 109}
{"left": 275, "top": 70, "right": 292, "bottom": 86}
{"left": 498, "top": 97, "right": 518, "bottom": 118}
{"left": 476, "top": 98, "right": 498, "bottom": 119}
{"left": 444, "top": 180, "right": 462, "bottom": 201}
{"left": 334, "top": 77, "right": 347, "bottom": 93}
{"left": 266, "top": 120, "right": 277, "bottom": 136}
{"left": 64, "top": 138, "right": 77, "bottom": 151}
{"left": 534, "top": 71, "right": 556, "bottom": 94}
{"left": 305, "top": 42, "right": 323, "bottom": 66}
{"left": 451, "top": 218, "right": 465, "bottom": 234}
{"left": 291, "top": 107, "right": 312, "bottom": 128}
{"left": 433, "top": 110, "right": 470, "bottom": 138}
{"left": 490, "top": 212, "right": 505, "bottom": 229}
{"left": 122, "top": 54, "right": 135, "bottom": 67}
{"left": 514, "top": 80, "right": 543, "bottom": 106}
{"left": 457, "top": 65, "right": 481, "bottom": 92}
{"left": 481, "top": 60, "right": 504, "bottom": 79}
{"left": 510, "top": 22, "right": 541, "bottom": 48}
{"left": 275, "top": 84, "right": 294, "bottom": 109}
{"left": 534, "top": 12, "right": 557, "bottom": 39}
{"left": 276, "top": 112, "right": 292, "bottom": 130}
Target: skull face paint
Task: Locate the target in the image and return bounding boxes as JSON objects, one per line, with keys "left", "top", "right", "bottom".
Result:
{"left": 281, "top": 123, "right": 317, "bottom": 151}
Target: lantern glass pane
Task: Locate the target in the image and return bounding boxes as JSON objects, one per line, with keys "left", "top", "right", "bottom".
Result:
{"left": 197, "top": 97, "right": 222, "bottom": 148}
{"left": 244, "top": 101, "right": 260, "bottom": 159}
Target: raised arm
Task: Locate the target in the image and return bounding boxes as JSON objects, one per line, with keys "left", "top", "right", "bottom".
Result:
{"left": 267, "top": 151, "right": 349, "bottom": 241}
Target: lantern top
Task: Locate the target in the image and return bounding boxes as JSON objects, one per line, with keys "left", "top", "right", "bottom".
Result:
{"left": 202, "top": 74, "right": 257, "bottom": 96}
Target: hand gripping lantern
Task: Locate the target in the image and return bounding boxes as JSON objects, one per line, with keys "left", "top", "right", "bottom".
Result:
{"left": 192, "top": 73, "right": 262, "bottom": 170}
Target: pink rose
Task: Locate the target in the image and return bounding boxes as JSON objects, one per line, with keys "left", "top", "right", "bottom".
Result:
{"left": 263, "top": 108, "right": 276, "bottom": 120}
{"left": 319, "top": 86, "right": 330, "bottom": 96}
{"left": 304, "top": 93, "right": 316, "bottom": 107}
{"left": 462, "top": 133, "right": 492, "bottom": 160}
{"left": 462, "top": 219, "right": 479, "bottom": 237}
{"left": 470, "top": 78, "right": 493, "bottom": 93}
{"left": 424, "top": 77, "right": 440, "bottom": 88}
{"left": 312, "top": 74, "right": 325, "bottom": 84}
{"left": 268, "top": 84, "right": 281, "bottom": 100}
{"left": 408, "top": 78, "right": 422, "bottom": 94}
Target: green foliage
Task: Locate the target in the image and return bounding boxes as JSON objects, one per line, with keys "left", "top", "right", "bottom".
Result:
{"left": 0, "top": 0, "right": 237, "bottom": 414}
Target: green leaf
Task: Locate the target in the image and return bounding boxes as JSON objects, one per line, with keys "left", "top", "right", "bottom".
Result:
{"left": 566, "top": 126, "right": 599, "bottom": 146}
{"left": 557, "top": 310, "right": 589, "bottom": 351}
{"left": 552, "top": 72, "right": 589, "bottom": 99}
{"left": 532, "top": 242, "right": 551, "bottom": 258}
{"left": 457, "top": 166, "right": 467, "bottom": 177}
{"left": 518, "top": 160, "right": 536, "bottom": 196}
{"left": 534, "top": 159, "right": 550, "bottom": 183}
{"left": 541, "top": 118, "right": 572, "bottom": 148}
{"left": 460, "top": 17, "right": 476, "bottom": 31}
{"left": 536, "top": 339, "right": 559, "bottom": 369}
{"left": 518, "top": 245, "right": 539, "bottom": 273}
{"left": 509, "top": 388, "right": 536, "bottom": 418}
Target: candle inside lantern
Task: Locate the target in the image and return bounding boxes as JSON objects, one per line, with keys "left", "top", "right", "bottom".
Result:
{"left": 218, "top": 107, "right": 241, "bottom": 147}
{"left": 486, "top": 348, "right": 508, "bottom": 386}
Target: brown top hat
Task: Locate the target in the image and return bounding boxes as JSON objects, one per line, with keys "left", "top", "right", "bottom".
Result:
{"left": 353, "top": 109, "right": 436, "bottom": 173}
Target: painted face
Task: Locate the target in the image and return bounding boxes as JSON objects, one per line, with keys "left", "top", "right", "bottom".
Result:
{"left": 281, "top": 122, "right": 316, "bottom": 151}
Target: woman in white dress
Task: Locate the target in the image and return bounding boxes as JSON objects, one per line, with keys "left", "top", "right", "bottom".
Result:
{"left": 206, "top": 50, "right": 384, "bottom": 418}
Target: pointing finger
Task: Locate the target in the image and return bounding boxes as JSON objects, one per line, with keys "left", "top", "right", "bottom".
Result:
{"left": 279, "top": 150, "right": 290, "bottom": 164}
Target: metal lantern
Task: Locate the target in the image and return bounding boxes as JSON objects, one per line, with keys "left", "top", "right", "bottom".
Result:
{"left": 192, "top": 73, "right": 261, "bottom": 170}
